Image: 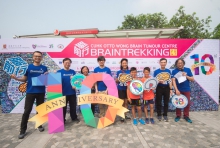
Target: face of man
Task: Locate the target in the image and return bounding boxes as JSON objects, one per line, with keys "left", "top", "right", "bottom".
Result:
{"left": 63, "top": 60, "right": 71, "bottom": 70}
{"left": 98, "top": 60, "right": 105, "bottom": 67}
{"left": 33, "top": 52, "right": 42, "bottom": 64}
{"left": 159, "top": 60, "right": 167, "bottom": 69}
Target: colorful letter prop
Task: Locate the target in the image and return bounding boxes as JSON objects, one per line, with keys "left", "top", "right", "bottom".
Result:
{"left": 78, "top": 73, "right": 129, "bottom": 128}
{"left": 29, "top": 73, "right": 65, "bottom": 134}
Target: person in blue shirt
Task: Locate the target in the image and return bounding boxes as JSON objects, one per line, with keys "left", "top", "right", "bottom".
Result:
{"left": 153, "top": 58, "right": 173, "bottom": 122}
{"left": 57, "top": 58, "right": 79, "bottom": 124}
{"left": 172, "top": 58, "right": 194, "bottom": 123}
{"left": 116, "top": 58, "right": 131, "bottom": 122}
{"left": 80, "top": 66, "right": 96, "bottom": 114}
{"left": 11, "top": 51, "right": 47, "bottom": 139}
{"left": 94, "top": 56, "right": 112, "bottom": 118}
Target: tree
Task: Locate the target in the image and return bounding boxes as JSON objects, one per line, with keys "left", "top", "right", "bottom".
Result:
{"left": 169, "top": 6, "right": 212, "bottom": 38}
{"left": 212, "top": 23, "right": 220, "bottom": 39}
{"left": 117, "top": 12, "right": 168, "bottom": 30}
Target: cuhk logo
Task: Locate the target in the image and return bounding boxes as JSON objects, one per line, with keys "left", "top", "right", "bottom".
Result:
{"left": 74, "top": 41, "right": 89, "bottom": 57}
{"left": 2, "top": 44, "right": 7, "bottom": 50}
{"left": 32, "top": 44, "right": 37, "bottom": 49}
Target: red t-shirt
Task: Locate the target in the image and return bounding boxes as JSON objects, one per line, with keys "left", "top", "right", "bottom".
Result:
{"left": 141, "top": 77, "right": 154, "bottom": 100}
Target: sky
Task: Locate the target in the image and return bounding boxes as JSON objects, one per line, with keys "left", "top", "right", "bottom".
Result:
{"left": 0, "top": 0, "right": 220, "bottom": 39}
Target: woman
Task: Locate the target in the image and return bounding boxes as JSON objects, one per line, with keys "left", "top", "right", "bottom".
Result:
{"left": 81, "top": 66, "right": 96, "bottom": 114}
{"left": 116, "top": 58, "right": 131, "bottom": 122}
{"left": 172, "top": 58, "right": 194, "bottom": 123}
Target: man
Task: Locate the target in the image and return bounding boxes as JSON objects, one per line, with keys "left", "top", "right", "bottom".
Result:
{"left": 153, "top": 58, "right": 172, "bottom": 122}
{"left": 11, "top": 51, "right": 47, "bottom": 139}
{"left": 57, "top": 58, "right": 79, "bottom": 123}
{"left": 172, "top": 58, "right": 194, "bottom": 123}
{"left": 94, "top": 56, "right": 111, "bottom": 117}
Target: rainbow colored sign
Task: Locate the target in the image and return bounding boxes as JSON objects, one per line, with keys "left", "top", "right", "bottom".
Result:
{"left": 78, "top": 73, "right": 128, "bottom": 128}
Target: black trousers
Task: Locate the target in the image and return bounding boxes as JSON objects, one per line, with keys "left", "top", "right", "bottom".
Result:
{"left": 63, "top": 95, "right": 77, "bottom": 121}
{"left": 156, "top": 85, "right": 170, "bottom": 116}
{"left": 91, "top": 104, "right": 96, "bottom": 114}
{"left": 20, "top": 93, "right": 45, "bottom": 132}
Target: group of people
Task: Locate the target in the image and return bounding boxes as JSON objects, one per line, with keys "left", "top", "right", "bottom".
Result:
{"left": 11, "top": 51, "right": 194, "bottom": 139}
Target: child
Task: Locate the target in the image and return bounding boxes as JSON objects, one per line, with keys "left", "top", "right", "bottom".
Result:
{"left": 141, "top": 67, "right": 155, "bottom": 124}
{"left": 94, "top": 56, "right": 111, "bottom": 118}
{"left": 127, "top": 67, "right": 145, "bottom": 125}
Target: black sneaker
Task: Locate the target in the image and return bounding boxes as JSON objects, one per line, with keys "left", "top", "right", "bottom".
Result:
{"left": 163, "top": 116, "right": 168, "bottom": 122}
{"left": 157, "top": 116, "right": 162, "bottom": 121}
{"left": 72, "top": 118, "right": 80, "bottom": 123}
{"left": 125, "top": 115, "right": 131, "bottom": 120}
{"left": 38, "top": 126, "right": 44, "bottom": 132}
{"left": 18, "top": 131, "right": 26, "bottom": 139}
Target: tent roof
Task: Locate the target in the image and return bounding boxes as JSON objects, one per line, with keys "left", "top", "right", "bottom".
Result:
{"left": 14, "top": 27, "right": 183, "bottom": 39}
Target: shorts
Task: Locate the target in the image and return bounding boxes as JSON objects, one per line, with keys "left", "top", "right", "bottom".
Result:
{"left": 129, "top": 99, "right": 142, "bottom": 106}
{"left": 143, "top": 99, "right": 154, "bottom": 105}
{"left": 118, "top": 90, "right": 127, "bottom": 99}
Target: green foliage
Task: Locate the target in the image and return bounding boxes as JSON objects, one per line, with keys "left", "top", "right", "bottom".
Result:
{"left": 212, "top": 23, "right": 220, "bottom": 39}
{"left": 118, "top": 6, "right": 214, "bottom": 39}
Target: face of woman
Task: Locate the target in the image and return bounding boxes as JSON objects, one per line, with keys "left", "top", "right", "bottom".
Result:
{"left": 82, "top": 67, "right": 89, "bottom": 76}
{"left": 121, "top": 60, "right": 128, "bottom": 70}
{"left": 177, "top": 60, "right": 184, "bottom": 69}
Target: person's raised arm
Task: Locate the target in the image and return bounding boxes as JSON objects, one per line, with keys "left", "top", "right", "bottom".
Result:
{"left": 11, "top": 74, "right": 27, "bottom": 82}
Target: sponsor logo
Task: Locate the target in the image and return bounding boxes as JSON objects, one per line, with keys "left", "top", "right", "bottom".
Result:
{"left": 49, "top": 44, "right": 53, "bottom": 48}
{"left": 2, "top": 44, "right": 29, "bottom": 49}
{"left": 59, "top": 61, "right": 62, "bottom": 64}
{"left": 136, "top": 61, "right": 139, "bottom": 64}
{"left": 81, "top": 61, "right": 85, "bottom": 64}
{"left": 72, "top": 61, "right": 78, "bottom": 64}
{"left": 57, "top": 44, "right": 64, "bottom": 49}
{"left": 74, "top": 41, "right": 89, "bottom": 57}
{"left": 32, "top": 44, "right": 37, "bottom": 49}
{"left": 32, "top": 44, "right": 47, "bottom": 49}
{"left": 30, "top": 69, "right": 44, "bottom": 73}
{"left": 112, "top": 61, "right": 116, "bottom": 64}
{"left": 63, "top": 74, "right": 73, "bottom": 76}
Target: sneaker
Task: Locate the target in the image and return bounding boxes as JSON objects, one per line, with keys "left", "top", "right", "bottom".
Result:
{"left": 38, "top": 126, "right": 44, "bottom": 132}
{"left": 145, "top": 118, "right": 149, "bottom": 124}
{"left": 72, "top": 118, "right": 80, "bottom": 123}
{"left": 120, "top": 118, "right": 125, "bottom": 122}
{"left": 125, "top": 114, "right": 131, "bottom": 120}
{"left": 139, "top": 119, "right": 146, "bottom": 125}
{"left": 184, "top": 117, "right": 192, "bottom": 123}
{"left": 163, "top": 116, "right": 168, "bottom": 122}
{"left": 157, "top": 116, "right": 162, "bottom": 121}
{"left": 133, "top": 119, "right": 138, "bottom": 125}
{"left": 18, "top": 131, "right": 26, "bottom": 139}
{"left": 150, "top": 118, "right": 155, "bottom": 124}
{"left": 175, "top": 116, "right": 180, "bottom": 122}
